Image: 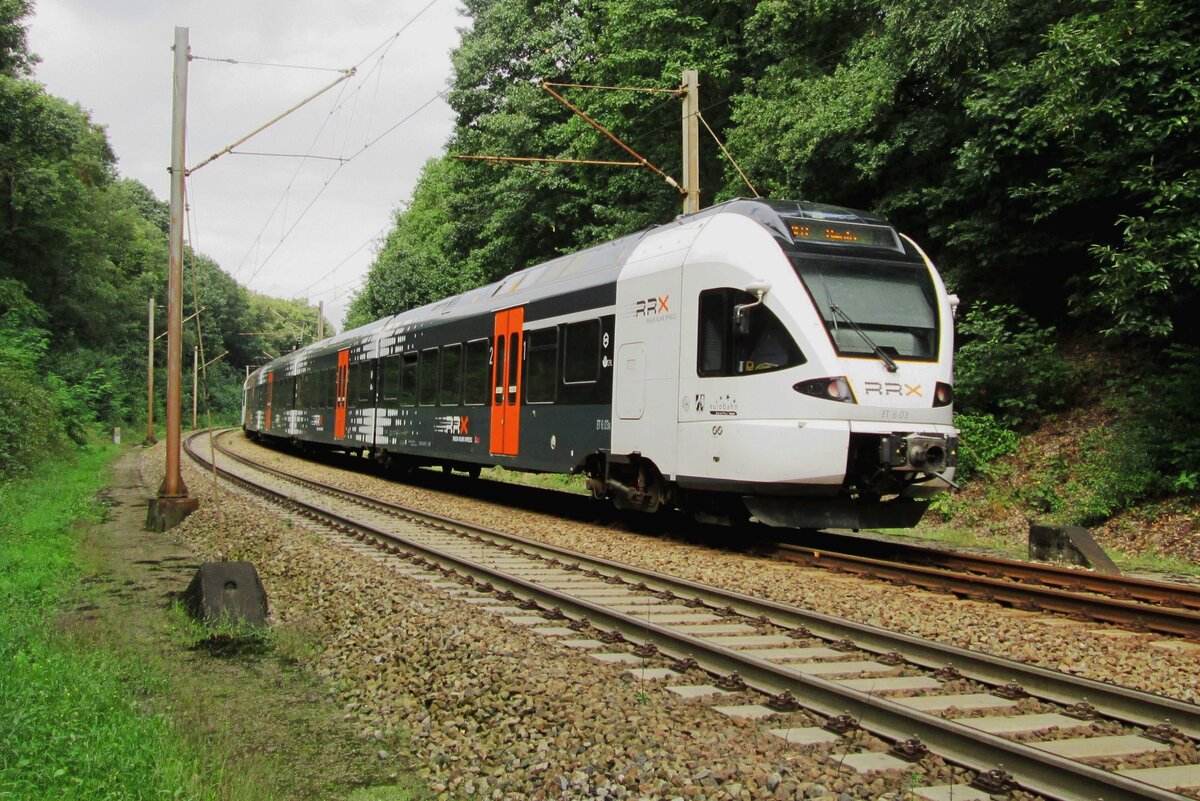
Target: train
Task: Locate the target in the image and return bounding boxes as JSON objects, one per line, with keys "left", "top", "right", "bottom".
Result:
{"left": 242, "top": 198, "right": 959, "bottom": 530}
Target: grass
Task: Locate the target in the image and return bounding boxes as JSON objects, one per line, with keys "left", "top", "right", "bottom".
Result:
{"left": 1, "top": 441, "right": 429, "bottom": 801}
{"left": 870, "top": 527, "right": 1200, "bottom": 576}
{"left": 866, "top": 524, "right": 1026, "bottom": 558}
{"left": 479, "top": 464, "right": 589, "bottom": 494}
{"left": 1106, "top": 548, "right": 1200, "bottom": 577}
{"left": 0, "top": 443, "right": 210, "bottom": 801}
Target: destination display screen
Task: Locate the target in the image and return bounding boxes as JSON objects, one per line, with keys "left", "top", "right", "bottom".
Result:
{"left": 782, "top": 217, "right": 902, "bottom": 252}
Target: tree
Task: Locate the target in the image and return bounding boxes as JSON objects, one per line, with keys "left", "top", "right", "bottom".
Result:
{"left": 952, "top": 0, "right": 1199, "bottom": 338}
{"left": 0, "top": 0, "right": 35, "bottom": 78}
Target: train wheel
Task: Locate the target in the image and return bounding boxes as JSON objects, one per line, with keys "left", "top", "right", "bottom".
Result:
{"left": 467, "top": 465, "right": 482, "bottom": 479}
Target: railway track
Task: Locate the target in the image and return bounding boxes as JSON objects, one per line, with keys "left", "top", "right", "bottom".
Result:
{"left": 186, "top": 430, "right": 1200, "bottom": 801}
{"left": 767, "top": 540, "right": 1200, "bottom": 639}
{"left": 246, "top": 431, "right": 1200, "bottom": 640}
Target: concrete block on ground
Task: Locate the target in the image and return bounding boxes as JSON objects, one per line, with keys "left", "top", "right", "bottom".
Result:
{"left": 1029, "top": 523, "right": 1121, "bottom": 574}
{"left": 182, "top": 561, "right": 267, "bottom": 626}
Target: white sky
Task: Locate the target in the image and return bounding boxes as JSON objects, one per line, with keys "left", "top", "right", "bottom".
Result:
{"left": 27, "top": 0, "right": 465, "bottom": 328}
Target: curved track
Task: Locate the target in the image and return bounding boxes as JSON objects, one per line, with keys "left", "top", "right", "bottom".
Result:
{"left": 768, "top": 540, "right": 1200, "bottom": 638}
{"left": 186, "top": 430, "right": 1200, "bottom": 801}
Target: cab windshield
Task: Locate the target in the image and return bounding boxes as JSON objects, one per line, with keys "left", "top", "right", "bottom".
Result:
{"left": 792, "top": 254, "right": 939, "bottom": 360}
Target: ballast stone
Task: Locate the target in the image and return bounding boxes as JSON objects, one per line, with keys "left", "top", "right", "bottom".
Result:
{"left": 183, "top": 561, "right": 269, "bottom": 626}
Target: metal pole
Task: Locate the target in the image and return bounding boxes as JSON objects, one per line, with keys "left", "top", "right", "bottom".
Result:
{"left": 681, "top": 69, "right": 701, "bottom": 215}
{"left": 317, "top": 300, "right": 324, "bottom": 341}
{"left": 192, "top": 345, "right": 198, "bottom": 430}
{"left": 148, "top": 25, "right": 198, "bottom": 530}
{"left": 144, "top": 297, "right": 156, "bottom": 444}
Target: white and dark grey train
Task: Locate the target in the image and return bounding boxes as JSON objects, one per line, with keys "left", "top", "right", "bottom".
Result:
{"left": 243, "top": 199, "right": 959, "bottom": 530}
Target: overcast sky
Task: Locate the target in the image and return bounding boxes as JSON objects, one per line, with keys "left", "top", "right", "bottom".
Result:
{"left": 27, "top": 0, "right": 465, "bottom": 328}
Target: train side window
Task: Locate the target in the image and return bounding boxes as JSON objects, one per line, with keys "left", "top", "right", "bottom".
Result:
{"left": 698, "top": 290, "right": 729, "bottom": 376}
{"left": 734, "top": 299, "right": 805, "bottom": 374}
{"left": 563, "top": 319, "right": 600, "bottom": 384}
{"left": 382, "top": 354, "right": 401, "bottom": 401}
{"left": 399, "top": 352, "right": 418, "bottom": 407}
{"left": 463, "top": 338, "right": 489, "bottom": 406}
{"left": 492, "top": 336, "right": 506, "bottom": 406}
{"left": 526, "top": 327, "right": 557, "bottom": 403}
{"left": 440, "top": 344, "right": 463, "bottom": 405}
{"left": 419, "top": 347, "right": 439, "bottom": 406}
{"left": 356, "top": 363, "right": 373, "bottom": 403}
{"left": 325, "top": 367, "right": 335, "bottom": 408}
{"left": 698, "top": 288, "right": 805, "bottom": 376}
{"left": 506, "top": 333, "right": 519, "bottom": 404}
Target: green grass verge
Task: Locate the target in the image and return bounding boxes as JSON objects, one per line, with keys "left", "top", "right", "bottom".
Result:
{"left": 866, "top": 525, "right": 1026, "bottom": 558}
{"left": 0, "top": 444, "right": 209, "bottom": 801}
{"left": 479, "top": 465, "right": 589, "bottom": 494}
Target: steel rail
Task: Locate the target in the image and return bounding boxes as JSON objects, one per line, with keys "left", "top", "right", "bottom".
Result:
{"left": 201, "top": 430, "right": 1200, "bottom": 739}
{"left": 768, "top": 544, "right": 1200, "bottom": 638}
{"left": 187, "top": 430, "right": 1197, "bottom": 801}
{"left": 778, "top": 535, "right": 1200, "bottom": 611}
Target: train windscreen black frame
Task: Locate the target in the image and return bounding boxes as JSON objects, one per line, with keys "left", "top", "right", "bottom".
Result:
{"left": 791, "top": 254, "right": 939, "bottom": 360}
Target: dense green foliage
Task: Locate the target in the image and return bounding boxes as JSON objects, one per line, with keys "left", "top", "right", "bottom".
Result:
{"left": 0, "top": 446, "right": 210, "bottom": 800}
{"left": 951, "top": 413, "right": 1019, "bottom": 481}
{"left": 352, "top": 0, "right": 1199, "bottom": 345}
{"left": 954, "top": 303, "right": 1069, "bottom": 427}
{"left": 0, "top": 5, "right": 329, "bottom": 480}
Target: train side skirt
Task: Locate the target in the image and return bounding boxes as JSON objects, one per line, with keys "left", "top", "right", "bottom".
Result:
{"left": 744, "top": 496, "right": 930, "bottom": 530}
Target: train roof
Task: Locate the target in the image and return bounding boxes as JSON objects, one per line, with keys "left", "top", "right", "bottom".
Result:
{"left": 246, "top": 198, "right": 903, "bottom": 384}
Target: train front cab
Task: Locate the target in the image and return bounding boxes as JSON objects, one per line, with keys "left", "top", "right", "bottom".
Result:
{"left": 612, "top": 201, "right": 958, "bottom": 529}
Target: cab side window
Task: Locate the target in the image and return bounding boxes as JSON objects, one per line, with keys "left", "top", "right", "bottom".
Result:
{"left": 697, "top": 288, "right": 805, "bottom": 376}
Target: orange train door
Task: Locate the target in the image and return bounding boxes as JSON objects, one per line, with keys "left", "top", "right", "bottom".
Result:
{"left": 490, "top": 307, "right": 524, "bottom": 456}
{"left": 334, "top": 349, "right": 350, "bottom": 439}
{"left": 265, "top": 372, "right": 274, "bottom": 431}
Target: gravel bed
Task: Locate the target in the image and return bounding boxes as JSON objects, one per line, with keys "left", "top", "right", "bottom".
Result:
{"left": 225, "top": 434, "right": 1200, "bottom": 706}
{"left": 140, "top": 443, "right": 1006, "bottom": 801}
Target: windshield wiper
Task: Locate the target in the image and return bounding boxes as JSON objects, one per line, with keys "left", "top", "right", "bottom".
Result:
{"left": 830, "top": 304, "right": 898, "bottom": 373}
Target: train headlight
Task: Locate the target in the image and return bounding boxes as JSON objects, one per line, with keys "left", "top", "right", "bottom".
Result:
{"left": 933, "top": 382, "right": 954, "bottom": 407}
{"left": 793, "top": 376, "right": 856, "bottom": 403}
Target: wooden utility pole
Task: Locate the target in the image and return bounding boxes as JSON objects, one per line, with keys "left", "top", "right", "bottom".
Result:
{"left": 144, "top": 298, "right": 156, "bottom": 445}
{"left": 148, "top": 26, "right": 199, "bottom": 531}
{"left": 681, "top": 69, "right": 701, "bottom": 215}
{"left": 317, "top": 300, "right": 324, "bottom": 341}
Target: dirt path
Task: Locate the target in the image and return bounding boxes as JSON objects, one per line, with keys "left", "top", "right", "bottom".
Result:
{"left": 63, "top": 448, "right": 425, "bottom": 801}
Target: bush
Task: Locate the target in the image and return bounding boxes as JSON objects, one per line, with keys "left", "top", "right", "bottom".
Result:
{"left": 954, "top": 303, "right": 1069, "bottom": 427}
{"left": 953, "top": 412, "right": 1019, "bottom": 480}
{"left": 0, "top": 363, "right": 67, "bottom": 481}
{"left": 1125, "top": 345, "right": 1200, "bottom": 494}
{"left": 1058, "top": 423, "right": 1159, "bottom": 524}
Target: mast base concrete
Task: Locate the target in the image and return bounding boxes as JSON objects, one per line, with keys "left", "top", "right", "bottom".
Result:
{"left": 146, "top": 495, "right": 199, "bottom": 532}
